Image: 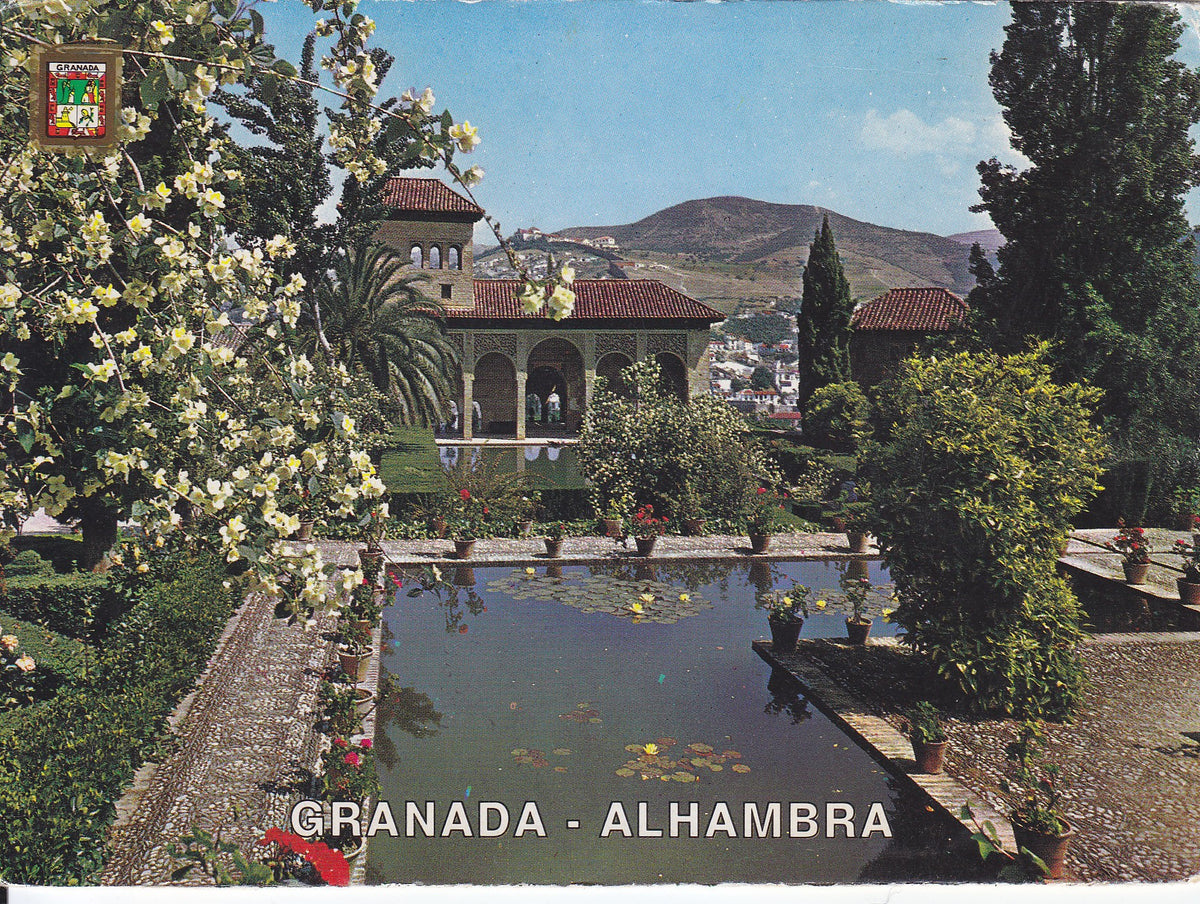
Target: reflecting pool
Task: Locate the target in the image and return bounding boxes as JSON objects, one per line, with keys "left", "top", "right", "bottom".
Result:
{"left": 367, "top": 559, "right": 966, "bottom": 885}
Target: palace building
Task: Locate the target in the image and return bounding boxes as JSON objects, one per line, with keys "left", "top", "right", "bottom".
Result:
{"left": 374, "top": 178, "right": 725, "bottom": 440}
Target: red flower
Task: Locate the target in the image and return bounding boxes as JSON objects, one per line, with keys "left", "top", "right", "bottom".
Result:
{"left": 360, "top": 738, "right": 372, "bottom": 749}
{"left": 482, "top": 505, "right": 489, "bottom": 515}
{"left": 756, "top": 486, "right": 767, "bottom": 495}
{"left": 459, "top": 489, "right": 471, "bottom": 500}
{"left": 459, "top": 624, "right": 469, "bottom": 634}
{"left": 333, "top": 737, "right": 349, "bottom": 748}
{"left": 390, "top": 574, "right": 403, "bottom": 587}
{"left": 344, "top": 751, "right": 360, "bottom": 767}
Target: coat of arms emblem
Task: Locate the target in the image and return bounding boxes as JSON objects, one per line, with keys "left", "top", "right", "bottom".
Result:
{"left": 30, "top": 44, "right": 122, "bottom": 150}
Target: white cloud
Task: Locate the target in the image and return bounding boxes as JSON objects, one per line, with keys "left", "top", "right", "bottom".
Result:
{"left": 860, "top": 108, "right": 977, "bottom": 156}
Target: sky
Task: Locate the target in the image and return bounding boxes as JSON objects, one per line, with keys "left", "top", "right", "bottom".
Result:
{"left": 256, "top": 0, "right": 1200, "bottom": 244}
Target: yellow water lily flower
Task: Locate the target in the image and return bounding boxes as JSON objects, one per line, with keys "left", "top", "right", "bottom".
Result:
{"left": 643, "top": 742, "right": 659, "bottom": 756}
{"left": 639, "top": 592, "right": 654, "bottom": 603}
{"left": 630, "top": 602, "right": 644, "bottom": 614}
{"left": 525, "top": 567, "right": 536, "bottom": 575}
{"left": 882, "top": 608, "right": 895, "bottom": 621}
{"left": 815, "top": 600, "right": 827, "bottom": 609}
{"left": 679, "top": 593, "right": 690, "bottom": 602}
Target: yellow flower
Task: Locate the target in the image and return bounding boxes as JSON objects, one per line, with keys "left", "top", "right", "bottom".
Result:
{"left": 630, "top": 602, "right": 644, "bottom": 614}
{"left": 0, "top": 635, "right": 17, "bottom": 652}
{"left": 643, "top": 742, "right": 659, "bottom": 756}
{"left": 448, "top": 120, "right": 480, "bottom": 152}
{"left": 525, "top": 567, "right": 536, "bottom": 575}
{"left": 815, "top": 600, "right": 827, "bottom": 610}
{"left": 679, "top": 593, "right": 689, "bottom": 602}
{"left": 882, "top": 608, "right": 895, "bottom": 621}
{"left": 15, "top": 654, "right": 34, "bottom": 672}
{"left": 639, "top": 593, "right": 654, "bottom": 603}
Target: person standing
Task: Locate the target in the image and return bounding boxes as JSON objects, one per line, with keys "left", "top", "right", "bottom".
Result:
{"left": 546, "top": 388, "right": 561, "bottom": 424}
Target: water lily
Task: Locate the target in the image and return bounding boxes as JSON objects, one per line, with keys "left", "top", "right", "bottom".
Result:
{"left": 679, "top": 593, "right": 690, "bottom": 602}
{"left": 630, "top": 602, "right": 644, "bottom": 614}
{"left": 525, "top": 567, "right": 536, "bottom": 575}
{"left": 815, "top": 600, "right": 827, "bottom": 609}
{"left": 639, "top": 592, "right": 654, "bottom": 603}
{"left": 643, "top": 742, "right": 659, "bottom": 756}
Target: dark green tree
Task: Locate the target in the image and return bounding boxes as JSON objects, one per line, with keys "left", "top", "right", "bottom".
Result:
{"left": 796, "top": 215, "right": 853, "bottom": 407}
{"left": 750, "top": 365, "right": 777, "bottom": 391}
{"left": 969, "top": 4, "right": 1200, "bottom": 514}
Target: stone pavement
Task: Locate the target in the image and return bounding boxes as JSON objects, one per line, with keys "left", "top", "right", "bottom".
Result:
{"left": 100, "top": 591, "right": 341, "bottom": 885}
{"left": 765, "top": 632, "right": 1200, "bottom": 882}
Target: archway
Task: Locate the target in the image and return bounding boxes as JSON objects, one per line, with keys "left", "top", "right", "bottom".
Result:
{"left": 656, "top": 352, "right": 688, "bottom": 400}
{"left": 527, "top": 337, "right": 585, "bottom": 434}
{"left": 473, "top": 352, "right": 517, "bottom": 437}
{"left": 596, "top": 352, "right": 634, "bottom": 398}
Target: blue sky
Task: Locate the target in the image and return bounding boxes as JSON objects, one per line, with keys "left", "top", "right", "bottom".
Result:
{"left": 257, "top": 1, "right": 1200, "bottom": 242}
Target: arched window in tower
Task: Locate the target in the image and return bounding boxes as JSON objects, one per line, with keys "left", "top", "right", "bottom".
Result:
{"left": 448, "top": 245, "right": 461, "bottom": 270}
{"left": 429, "top": 245, "right": 442, "bottom": 269}
{"left": 410, "top": 244, "right": 423, "bottom": 268}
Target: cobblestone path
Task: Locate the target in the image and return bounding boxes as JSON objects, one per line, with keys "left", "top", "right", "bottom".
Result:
{"left": 100, "top": 591, "right": 338, "bottom": 885}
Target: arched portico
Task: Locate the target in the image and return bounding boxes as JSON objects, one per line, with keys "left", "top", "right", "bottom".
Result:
{"left": 656, "top": 352, "right": 688, "bottom": 400}
{"left": 473, "top": 352, "right": 517, "bottom": 437}
{"left": 526, "top": 337, "right": 585, "bottom": 436}
{"left": 596, "top": 352, "right": 634, "bottom": 398}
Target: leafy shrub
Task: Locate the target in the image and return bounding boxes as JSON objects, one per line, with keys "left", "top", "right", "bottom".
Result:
{"left": 5, "top": 550, "right": 53, "bottom": 577}
{"left": 0, "top": 612, "right": 88, "bottom": 687}
{"left": 864, "top": 346, "right": 1106, "bottom": 719}
{"left": 0, "top": 554, "right": 241, "bottom": 883}
{"left": 579, "top": 361, "right": 776, "bottom": 525}
{"left": 803, "top": 380, "right": 870, "bottom": 452}
{"left": 0, "top": 573, "right": 126, "bottom": 639}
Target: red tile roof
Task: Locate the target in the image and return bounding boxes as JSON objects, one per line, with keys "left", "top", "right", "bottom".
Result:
{"left": 379, "top": 178, "right": 483, "bottom": 218}
{"left": 451, "top": 280, "right": 725, "bottom": 322}
{"left": 851, "top": 287, "right": 968, "bottom": 331}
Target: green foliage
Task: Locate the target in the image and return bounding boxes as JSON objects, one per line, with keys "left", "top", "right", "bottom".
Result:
{"left": 0, "top": 573, "right": 124, "bottom": 639}
{"left": 905, "top": 701, "right": 946, "bottom": 745}
{"left": 796, "top": 215, "right": 853, "bottom": 406}
{"left": 0, "top": 612, "right": 88, "bottom": 688}
{"left": 864, "top": 347, "right": 1106, "bottom": 718}
{"left": 970, "top": 4, "right": 1200, "bottom": 517}
{"left": 579, "top": 361, "right": 776, "bottom": 525}
{"left": 1004, "top": 720, "right": 1068, "bottom": 836}
{"left": 5, "top": 549, "right": 53, "bottom": 577}
{"left": 0, "top": 555, "right": 241, "bottom": 883}
{"left": 803, "top": 381, "right": 870, "bottom": 452}
{"left": 750, "top": 365, "right": 777, "bottom": 391}
{"left": 721, "top": 312, "right": 795, "bottom": 345}
{"left": 168, "top": 825, "right": 274, "bottom": 886}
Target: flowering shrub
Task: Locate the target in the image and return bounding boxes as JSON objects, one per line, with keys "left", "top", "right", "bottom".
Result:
{"left": 579, "top": 361, "right": 776, "bottom": 528}
{"left": 631, "top": 504, "right": 667, "bottom": 538}
{"left": 1106, "top": 520, "right": 1151, "bottom": 565}
{"left": 319, "top": 737, "right": 377, "bottom": 804}
{"left": 746, "top": 486, "right": 786, "bottom": 535}
{"left": 259, "top": 827, "right": 349, "bottom": 886}
{"left": 0, "top": 628, "right": 37, "bottom": 710}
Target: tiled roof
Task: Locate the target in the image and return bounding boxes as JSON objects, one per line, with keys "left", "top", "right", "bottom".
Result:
{"left": 451, "top": 280, "right": 725, "bottom": 322}
{"left": 851, "top": 287, "right": 968, "bottom": 331}
{"left": 379, "top": 178, "right": 483, "bottom": 217}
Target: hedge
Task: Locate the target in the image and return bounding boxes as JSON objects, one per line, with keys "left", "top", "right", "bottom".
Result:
{"left": 0, "top": 573, "right": 125, "bottom": 639}
{"left": 0, "top": 553, "right": 241, "bottom": 884}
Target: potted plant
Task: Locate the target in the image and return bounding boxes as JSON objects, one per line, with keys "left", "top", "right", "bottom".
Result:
{"left": 843, "top": 571, "right": 873, "bottom": 644}
{"left": 747, "top": 485, "right": 784, "bottom": 554}
{"left": 1174, "top": 537, "right": 1200, "bottom": 605}
{"left": 346, "top": 579, "right": 383, "bottom": 633}
{"left": 757, "top": 580, "right": 810, "bottom": 655}
{"left": 514, "top": 492, "right": 539, "bottom": 538}
{"left": 337, "top": 621, "right": 373, "bottom": 683}
{"left": 544, "top": 521, "right": 565, "bottom": 558}
{"left": 632, "top": 503, "right": 667, "bottom": 556}
{"left": 1003, "top": 720, "right": 1073, "bottom": 880}
{"left": 1170, "top": 487, "right": 1200, "bottom": 531}
{"left": 449, "top": 488, "right": 487, "bottom": 559}
{"left": 1106, "top": 519, "right": 1151, "bottom": 584}
{"left": 906, "top": 701, "right": 948, "bottom": 774}
{"left": 675, "top": 483, "right": 707, "bottom": 536}
{"left": 318, "top": 678, "right": 363, "bottom": 738}
{"left": 600, "top": 494, "right": 630, "bottom": 539}
{"left": 320, "top": 736, "right": 378, "bottom": 808}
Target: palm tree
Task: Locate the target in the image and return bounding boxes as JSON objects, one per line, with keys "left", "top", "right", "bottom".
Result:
{"left": 311, "top": 242, "right": 459, "bottom": 426}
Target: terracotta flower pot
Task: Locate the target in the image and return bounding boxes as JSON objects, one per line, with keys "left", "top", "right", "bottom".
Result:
{"left": 544, "top": 537, "right": 563, "bottom": 558}
{"left": 353, "top": 687, "right": 375, "bottom": 718}
{"left": 847, "top": 532, "right": 869, "bottom": 554}
{"left": 517, "top": 519, "right": 534, "bottom": 538}
{"left": 635, "top": 535, "right": 657, "bottom": 557}
{"left": 453, "top": 539, "right": 476, "bottom": 560}
{"left": 846, "top": 617, "right": 873, "bottom": 645}
{"left": 1178, "top": 577, "right": 1200, "bottom": 605}
{"left": 297, "top": 520, "right": 315, "bottom": 541}
{"left": 601, "top": 518, "right": 622, "bottom": 538}
{"left": 684, "top": 518, "right": 707, "bottom": 537}
{"left": 1193, "top": 531, "right": 1200, "bottom": 548}
{"left": 430, "top": 516, "right": 447, "bottom": 539}
{"left": 1012, "top": 817, "right": 1073, "bottom": 880}
{"left": 749, "top": 532, "right": 771, "bottom": 554}
{"left": 1123, "top": 561, "right": 1150, "bottom": 584}
{"left": 912, "top": 739, "right": 948, "bottom": 775}
{"left": 830, "top": 516, "right": 847, "bottom": 532}
{"left": 358, "top": 549, "right": 384, "bottom": 571}
{"left": 337, "top": 646, "right": 373, "bottom": 683}
{"left": 452, "top": 565, "right": 476, "bottom": 587}
{"left": 768, "top": 617, "right": 802, "bottom": 655}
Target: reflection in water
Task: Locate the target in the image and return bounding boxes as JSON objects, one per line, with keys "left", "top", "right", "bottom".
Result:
{"left": 763, "top": 666, "right": 813, "bottom": 725}
{"left": 373, "top": 672, "right": 444, "bottom": 770}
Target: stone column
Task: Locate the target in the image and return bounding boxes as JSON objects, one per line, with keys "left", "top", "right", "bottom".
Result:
{"left": 582, "top": 334, "right": 596, "bottom": 412}
{"left": 462, "top": 372, "right": 474, "bottom": 441}
{"left": 515, "top": 370, "right": 527, "bottom": 441}
{"left": 636, "top": 332, "right": 648, "bottom": 363}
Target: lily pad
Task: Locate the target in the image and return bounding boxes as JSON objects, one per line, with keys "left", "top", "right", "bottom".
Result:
{"left": 552, "top": 748, "right": 571, "bottom": 756}
{"left": 511, "top": 748, "right": 528, "bottom": 756}
{"left": 615, "top": 767, "right": 636, "bottom": 777}
{"left": 731, "top": 764, "right": 751, "bottom": 774}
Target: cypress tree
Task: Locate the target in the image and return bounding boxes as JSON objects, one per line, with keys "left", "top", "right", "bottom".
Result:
{"left": 796, "top": 214, "right": 854, "bottom": 406}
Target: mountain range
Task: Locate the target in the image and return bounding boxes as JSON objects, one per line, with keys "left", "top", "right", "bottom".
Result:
{"left": 477, "top": 196, "right": 1005, "bottom": 317}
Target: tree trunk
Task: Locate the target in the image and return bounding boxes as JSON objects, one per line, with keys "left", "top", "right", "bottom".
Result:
{"left": 79, "top": 503, "right": 119, "bottom": 573}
